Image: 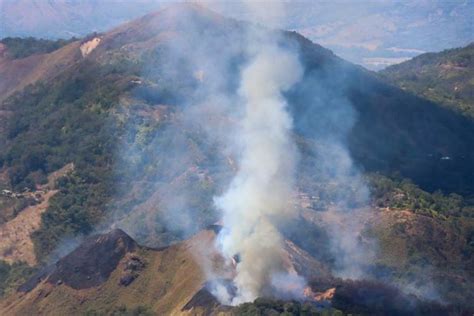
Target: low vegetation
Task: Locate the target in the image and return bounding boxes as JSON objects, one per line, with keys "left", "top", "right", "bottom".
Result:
{"left": 236, "top": 298, "right": 342, "bottom": 316}
{"left": 0, "top": 260, "right": 36, "bottom": 297}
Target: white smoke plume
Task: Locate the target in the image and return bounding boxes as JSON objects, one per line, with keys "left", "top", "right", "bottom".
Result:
{"left": 214, "top": 35, "right": 303, "bottom": 304}
{"left": 108, "top": 1, "right": 375, "bottom": 305}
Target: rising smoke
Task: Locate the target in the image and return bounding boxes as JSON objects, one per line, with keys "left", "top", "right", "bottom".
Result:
{"left": 214, "top": 36, "right": 303, "bottom": 303}
{"left": 111, "top": 2, "right": 376, "bottom": 305}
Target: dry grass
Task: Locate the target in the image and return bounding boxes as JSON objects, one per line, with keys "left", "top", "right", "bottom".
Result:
{"left": 0, "top": 190, "right": 57, "bottom": 265}
{"left": 0, "top": 230, "right": 220, "bottom": 315}
{"left": 0, "top": 41, "right": 81, "bottom": 102}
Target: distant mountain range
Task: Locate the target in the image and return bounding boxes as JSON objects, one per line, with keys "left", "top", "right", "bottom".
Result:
{"left": 1, "top": 0, "right": 473, "bottom": 70}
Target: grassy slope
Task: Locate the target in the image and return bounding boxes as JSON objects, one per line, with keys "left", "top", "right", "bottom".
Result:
{"left": 0, "top": 39, "right": 83, "bottom": 103}
{"left": 0, "top": 231, "right": 213, "bottom": 315}
{"left": 370, "top": 208, "right": 474, "bottom": 304}
{"left": 0, "top": 37, "right": 77, "bottom": 59}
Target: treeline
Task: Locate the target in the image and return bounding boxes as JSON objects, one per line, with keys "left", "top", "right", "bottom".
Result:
{"left": 368, "top": 173, "right": 474, "bottom": 218}
{"left": 236, "top": 297, "right": 343, "bottom": 316}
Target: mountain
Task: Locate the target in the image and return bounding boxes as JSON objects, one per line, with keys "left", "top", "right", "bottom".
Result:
{"left": 0, "top": 3, "right": 473, "bottom": 314}
{"left": 380, "top": 43, "right": 474, "bottom": 118}
{"left": 0, "top": 5, "right": 472, "bottom": 195}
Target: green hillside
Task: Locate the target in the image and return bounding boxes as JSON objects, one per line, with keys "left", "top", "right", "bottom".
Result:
{"left": 380, "top": 43, "right": 474, "bottom": 118}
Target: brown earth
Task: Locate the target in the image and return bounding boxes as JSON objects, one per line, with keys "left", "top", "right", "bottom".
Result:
{"left": 39, "top": 162, "right": 74, "bottom": 190}
{"left": 0, "top": 190, "right": 57, "bottom": 265}
{"left": 0, "top": 229, "right": 217, "bottom": 315}
{"left": 0, "top": 163, "right": 74, "bottom": 265}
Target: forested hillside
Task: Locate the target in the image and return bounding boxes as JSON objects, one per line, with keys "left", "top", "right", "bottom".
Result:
{"left": 381, "top": 43, "right": 474, "bottom": 118}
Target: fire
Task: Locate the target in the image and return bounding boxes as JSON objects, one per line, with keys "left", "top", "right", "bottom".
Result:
{"left": 304, "top": 286, "right": 336, "bottom": 302}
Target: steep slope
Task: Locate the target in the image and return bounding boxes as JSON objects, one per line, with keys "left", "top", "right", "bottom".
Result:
{"left": 0, "top": 39, "right": 83, "bottom": 102}
{"left": 380, "top": 43, "right": 474, "bottom": 118}
{"left": 0, "top": 190, "right": 57, "bottom": 265}
{"left": 0, "top": 229, "right": 207, "bottom": 315}
{"left": 292, "top": 34, "right": 474, "bottom": 195}
{"left": 0, "top": 163, "right": 74, "bottom": 265}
